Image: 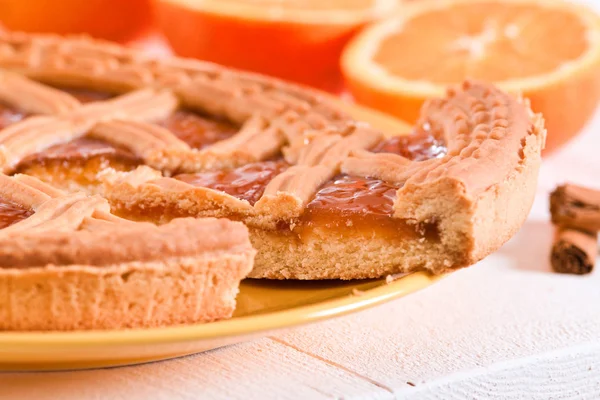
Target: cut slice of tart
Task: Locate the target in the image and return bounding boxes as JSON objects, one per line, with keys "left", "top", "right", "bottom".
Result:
{"left": 0, "top": 32, "right": 546, "bottom": 280}
{"left": 108, "top": 81, "right": 546, "bottom": 279}
{"left": 0, "top": 173, "right": 255, "bottom": 330}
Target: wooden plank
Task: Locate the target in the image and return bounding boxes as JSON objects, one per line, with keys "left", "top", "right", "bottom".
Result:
{"left": 398, "top": 342, "right": 600, "bottom": 399}
{"left": 0, "top": 338, "right": 393, "bottom": 400}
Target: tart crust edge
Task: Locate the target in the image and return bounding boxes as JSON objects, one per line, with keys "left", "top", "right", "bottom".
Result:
{"left": 0, "top": 252, "right": 253, "bottom": 331}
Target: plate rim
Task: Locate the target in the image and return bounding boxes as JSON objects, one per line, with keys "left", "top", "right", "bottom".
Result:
{"left": 0, "top": 272, "right": 444, "bottom": 349}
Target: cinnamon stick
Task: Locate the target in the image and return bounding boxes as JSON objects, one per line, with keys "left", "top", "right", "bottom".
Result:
{"left": 549, "top": 183, "right": 600, "bottom": 274}
{"left": 551, "top": 228, "right": 598, "bottom": 274}
{"left": 550, "top": 184, "right": 600, "bottom": 232}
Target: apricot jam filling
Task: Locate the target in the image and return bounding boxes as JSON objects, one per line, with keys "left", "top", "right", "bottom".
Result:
{"left": 300, "top": 175, "right": 400, "bottom": 237}
{"left": 307, "top": 175, "right": 398, "bottom": 216}
{"left": 372, "top": 122, "right": 447, "bottom": 160}
{"left": 296, "top": 175, "right": 438, "bottom": 241}
{"left": 0, "top": 197, "right": 33, "bottom": 229}
{"left": 14, "top": 138, "right": 142, "bottom": 192}
{"left": 175, "top": 160, "right": 289, "bottom": 205}
{"left": 372, "top": 133, "right": 446, "bottom": 160}
{"left": 159, "top": 109, "right": 239, "bottom": 150}
{"left": 297, "top": 129, "right": 446, "bottom": 240}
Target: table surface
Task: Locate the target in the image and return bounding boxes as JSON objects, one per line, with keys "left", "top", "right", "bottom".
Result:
{"left": 4, "top": 3, "right": 600, "bottom": 399}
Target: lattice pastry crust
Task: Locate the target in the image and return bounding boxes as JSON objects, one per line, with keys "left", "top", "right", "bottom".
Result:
{"left": 0, "top": 173, "right": 254, "bottom": 330}
{"left": 0, "top": 32, "right": 546, "bottom": 280}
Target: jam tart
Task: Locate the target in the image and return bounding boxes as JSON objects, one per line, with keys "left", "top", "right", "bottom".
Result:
{"left": 0, "top": 32, "right": 546, "bottom": 281}
{"left": 0, "top": 173, "right": 254, "bottom": 331}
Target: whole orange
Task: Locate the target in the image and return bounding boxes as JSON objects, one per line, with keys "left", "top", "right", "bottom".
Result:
{"left": 153, "top": 0, "right": 399, "bottom": 92}
{"left": 0, "top": 0, "right": 153, "bottom": 42}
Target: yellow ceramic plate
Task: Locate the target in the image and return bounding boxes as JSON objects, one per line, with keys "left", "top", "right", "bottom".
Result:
{"left": 0, "top": 103, "right": 444, "bottom": 371}
{"left": 0, "top": 273, "right": 443, "bottom": 371}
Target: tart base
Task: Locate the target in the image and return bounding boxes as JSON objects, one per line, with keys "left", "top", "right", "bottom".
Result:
{"left": 247, "top": 228, "right": 448, "bottom": 280}
{"left": 0, "top": 252, "right": 254, "bottom": 331}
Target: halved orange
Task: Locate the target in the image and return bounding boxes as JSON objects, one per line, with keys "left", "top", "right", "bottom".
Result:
{"left": 0, "top": 0, "right": 153, "bottom": 43}
{"left": 153, "top": 0, "right": 400, "bottom": 92}
{"left": 342, "top": 0, "right": 600, "bottom": 152}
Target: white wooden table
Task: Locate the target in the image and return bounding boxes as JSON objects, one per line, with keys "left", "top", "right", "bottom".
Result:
{"left": 4, "top": 3, "right": 600, "bottom": 398}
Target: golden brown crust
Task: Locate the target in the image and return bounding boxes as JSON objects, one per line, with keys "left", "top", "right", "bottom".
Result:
{"left": 0, "top": 174, "right": 253, "bottom": 267}
{"left": 0, "top": 32, "right": 545, "bottom": 280}
{"left": 0, "top": 217, "right": 251, "bottom": 269}
{"left": 388, "top": 82, "right": 546, "bottom": 270}
{"left": 0, "top": 31, "right": 351, "bottom": 176}
{"left": 0, "top": 70, "right": 81, "bottom": 115}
